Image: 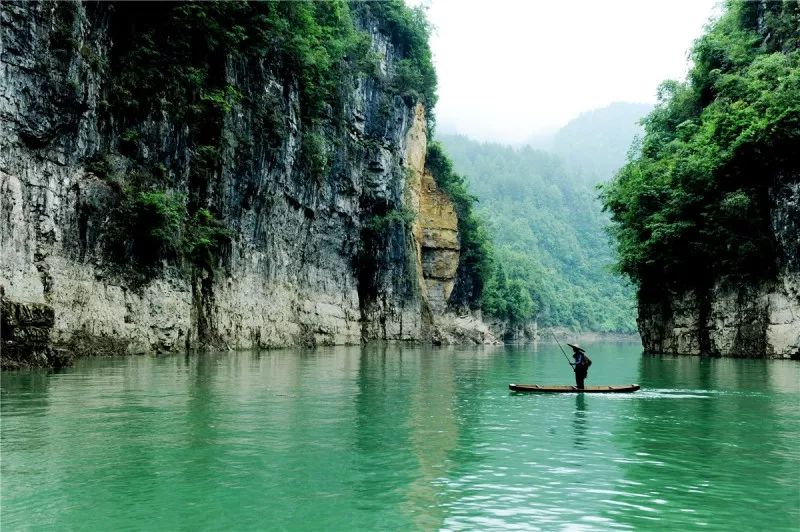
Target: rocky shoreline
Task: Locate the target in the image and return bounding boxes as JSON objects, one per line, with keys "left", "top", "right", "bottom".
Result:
{"left": 0, "top": 295, "right": 503, "bottom": 370}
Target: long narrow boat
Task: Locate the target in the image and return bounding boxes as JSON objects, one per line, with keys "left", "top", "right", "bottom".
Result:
{"left": 509, "top": 384, "right": 640, "bottom": 393}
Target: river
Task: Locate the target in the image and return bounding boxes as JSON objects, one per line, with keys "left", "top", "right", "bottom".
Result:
{"left": 2, "top": 342, "right": 798, "bottom": 530}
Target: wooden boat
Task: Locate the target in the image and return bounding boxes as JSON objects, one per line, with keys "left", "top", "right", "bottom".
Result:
{"left": 509, "top": 384, "right": 640, "bottom": 393}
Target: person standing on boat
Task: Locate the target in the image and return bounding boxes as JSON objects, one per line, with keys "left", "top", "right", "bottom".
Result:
{"left": 567, "top": 343, "right": 591, "bottom": 389}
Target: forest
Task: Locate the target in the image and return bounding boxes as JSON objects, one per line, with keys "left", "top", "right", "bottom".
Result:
{"left": 601, "top": 0, "right": 799, "bottom": 298}
{"left": 440, "top": 101, "right": 650, "bottom": 333}
{"left": 13, "top": 0, "right": 795, "bottom": 347}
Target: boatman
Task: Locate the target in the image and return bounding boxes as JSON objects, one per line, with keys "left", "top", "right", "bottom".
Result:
{"left": 567, "top": 343, "right": 591, "bottom": 389}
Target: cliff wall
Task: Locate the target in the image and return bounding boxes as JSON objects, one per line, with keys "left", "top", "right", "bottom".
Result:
{"left": 417, "top": 169, "right": 460, "bottom": 314}
{"left": 0, "top": 1, "right": 493, "bottom": 368}
{"left": 638, "top": 174, "right": 799, "bottom": 359}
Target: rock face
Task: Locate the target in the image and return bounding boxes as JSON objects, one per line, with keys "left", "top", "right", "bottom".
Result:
{"left": 0, "top": 299, "right": 73, "bottom": 369}
{"left": 0, "top": 2, "right": 494, "bottom": 368}
{"left": 417, "top": 168, "right": 460, "bottom": 314}
{"left": 638, "top": 174, "right": 800, "bottom": 359}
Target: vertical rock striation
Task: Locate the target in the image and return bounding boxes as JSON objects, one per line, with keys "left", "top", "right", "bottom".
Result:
{"left": 418, "top": 169, "right": 460, "bottom": 314}
{"left": 0, "top": 1, "right": 493, "bottom": 368}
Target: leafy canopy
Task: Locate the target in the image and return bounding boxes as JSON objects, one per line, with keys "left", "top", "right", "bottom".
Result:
{"left": 601, "top": 0, "right": 800, "bottom": 295}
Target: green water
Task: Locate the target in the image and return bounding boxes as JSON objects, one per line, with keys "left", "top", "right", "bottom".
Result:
{"left": 2, "top": 343, "right": 799, "bottom": 530}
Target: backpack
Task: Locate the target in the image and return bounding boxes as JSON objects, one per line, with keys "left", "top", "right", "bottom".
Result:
{"left": 584, "top": 356, "right": 592, "bottom": 368}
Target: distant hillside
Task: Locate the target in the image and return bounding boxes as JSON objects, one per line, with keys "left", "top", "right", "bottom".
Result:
{"left": 548, "top": 102, "right": 652, "bottom": 184}
{"left": 438, "top": 134, "right": 638, "bottom": 333}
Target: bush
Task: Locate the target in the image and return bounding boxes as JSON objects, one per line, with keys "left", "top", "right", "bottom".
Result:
{"left": 183, "top": 208, "right": 231, "bottom": 272}
{"left": 127, "top": 191, "right": 186, "bottom": 265}
{"left": 367, "top": 207, "right": 416, "bottom": 232}
{"left": 107, "top": 185, "right": 230, "bottom": 274}
{"left": 357, "top": 0, "right": 437, "bottom": 120}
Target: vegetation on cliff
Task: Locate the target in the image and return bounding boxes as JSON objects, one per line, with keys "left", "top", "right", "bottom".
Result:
{"left": 77, "top": 0, "right": 447, "bottom": 284}
{"left": 98, "top": 1, "right": 385, "bottom": 274}
{"left": 51, "top": 0, "right": 501, "bottom": 321}
{"left": 601, "top": 0, "right": 800, "bottom": 296}
{"left": 354, "top": 1, "right": 437, "bottom": 126}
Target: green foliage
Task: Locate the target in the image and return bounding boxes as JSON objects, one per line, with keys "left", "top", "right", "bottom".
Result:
{"left": 299, "top": 131, "right": 329, "bottom": 180}
{"left": 549, "top": 102, "right": 652, "bottom": 184}
{"left": 601, "top": 0, "right": 800, "bottom": 295}
{"left": 96, "top": 0, "right": 439, "bottom": 282}
{"left": 200, "top": 85, "right": 243, "bottom": 114}
{"left": 426, "top": 142, "right": 494, "bottom": 309}
{"left": 481, "top": 264, "right": 509, "bottom": 317}
{"left": 111, "top": 187, "right": 230, "bottom": 273}
{"left": 124, "top": 190, "right": 186, "bottom": 265}
{"left": 183, "top": 208, "right": 232, "bottom": 272}
{"left": 440, "top": 134, "right": 638, "bottom": 333}
{"left": 262, "top": 1, "right": 367, "bottom": 125}
{"left": 119, "top": 128, "right": 140, "bottom": 156}
{"left": 367, "top": 207, "right": 415, "bottom": 232}
{"left": 481, "top": 265, "right": 535, "bottom": 325}
{"left": 108, "top": 2, "right": 257, "bottom": 122}
{"left": 104, "top": 0, "right": 437, "bottom": 207}
{"left": 120, "top": 129, "right": 139, "bottom": 142}
{"left": 356, "top": 0, "right": 437, "bottom": 122}
{"left": 79, "top": 43, "right": 106, "bottom": 72}
{"left": 108, "top": 1, "right": 435, "bottom": 129}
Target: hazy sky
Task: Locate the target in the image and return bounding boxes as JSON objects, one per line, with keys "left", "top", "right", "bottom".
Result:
{"left": 412, "top": 0, "right": 721, "bottom": 144}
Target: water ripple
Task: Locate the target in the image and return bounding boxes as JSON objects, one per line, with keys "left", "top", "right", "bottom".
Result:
{"left": 2, "top": 346, "right": 799, "bottom": 531}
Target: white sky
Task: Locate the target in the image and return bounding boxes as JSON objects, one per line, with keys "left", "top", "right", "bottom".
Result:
{"left": 412, "top": 0, "right": 721, "bottom": 143}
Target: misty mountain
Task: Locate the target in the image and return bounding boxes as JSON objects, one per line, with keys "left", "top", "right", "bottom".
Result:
{"left": 437, "top": 102, "right": 651, "bottom": 332}
{"left": 438, "top": 134, "right": 638, "bottom": 333}
{"left": 548, "top": 102, "right": 652, "bottom": 184}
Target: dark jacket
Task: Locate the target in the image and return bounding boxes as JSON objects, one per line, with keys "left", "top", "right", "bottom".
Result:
{"left": 572, "top": 352, "right": 588, "bottom": 373}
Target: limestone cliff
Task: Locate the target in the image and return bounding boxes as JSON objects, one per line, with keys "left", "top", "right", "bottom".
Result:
{"left": 638, "top": 173, "right": 799, "bottom": 359}
{"left": 418, "top": 169, "right": 460, "bottom": 314}
{"left": 0, "top": 1, "right": 494, "bottom": 368}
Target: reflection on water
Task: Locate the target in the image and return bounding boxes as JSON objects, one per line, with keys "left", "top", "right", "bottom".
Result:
{"left": 1, "top": 343, "right": 798, "bottom": 531}
{"left": 572, "top": 394, "right": 588, "bottom": 449}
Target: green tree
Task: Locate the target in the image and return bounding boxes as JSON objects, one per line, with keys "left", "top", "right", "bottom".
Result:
{"left": 601, "top": 0, "right": 800, "bottom": 298}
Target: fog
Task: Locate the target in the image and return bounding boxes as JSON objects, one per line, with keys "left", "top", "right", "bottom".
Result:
{"left": 413, "top": 0, "right": 721, "bottom": 144}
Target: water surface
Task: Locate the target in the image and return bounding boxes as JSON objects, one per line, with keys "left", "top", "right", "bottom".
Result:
{"left": 2, "top": 343, "right": 798, "bottom": 530}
